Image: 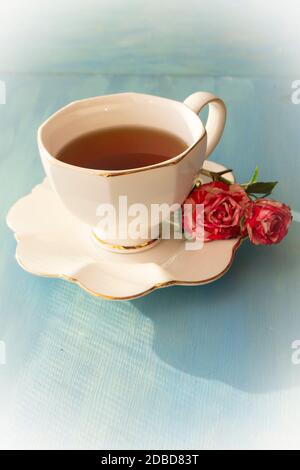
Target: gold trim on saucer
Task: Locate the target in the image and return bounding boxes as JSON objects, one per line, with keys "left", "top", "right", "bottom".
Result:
{"left": 14, "top": 238, "right": 243, "bottom": 301}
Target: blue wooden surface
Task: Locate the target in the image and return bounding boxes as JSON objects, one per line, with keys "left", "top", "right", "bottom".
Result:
{"left": 0, "top": 0, "right": 300, "bottom": 449}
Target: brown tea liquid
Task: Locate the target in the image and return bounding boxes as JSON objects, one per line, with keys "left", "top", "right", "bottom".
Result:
{"left": 56, "top": 125, "right": 188, "bottom": 170}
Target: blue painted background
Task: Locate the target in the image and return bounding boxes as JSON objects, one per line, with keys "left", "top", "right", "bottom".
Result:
{"left": 0, "top": 0, "right": 300, "bottom": 449}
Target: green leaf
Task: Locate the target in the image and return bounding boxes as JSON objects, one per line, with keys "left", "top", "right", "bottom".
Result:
{"left": 198, "top": 168, "right": 232, "bottom": 185}
{"left": 218, "top": 176, "right": 233, "bottom": 185}
{"left": 245, "top": 181, "right": 278, "bottom": 195}
{"left": 249, "top": 165, "right": 259, "bottom": 185}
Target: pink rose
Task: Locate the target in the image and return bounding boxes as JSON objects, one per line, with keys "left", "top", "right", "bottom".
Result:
{"left": 244, "top": 199, "right": 292, "bottom": 245}
{"left": 183, "top": 181, "right": 250, "bottom": 241}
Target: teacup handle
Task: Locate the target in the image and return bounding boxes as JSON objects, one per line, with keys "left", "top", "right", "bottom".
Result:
{"left": 183, "top": 92, "right": 226, "bottom": 158}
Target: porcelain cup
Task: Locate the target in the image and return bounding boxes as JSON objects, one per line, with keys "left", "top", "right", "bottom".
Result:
{"left": 38, "top": 91, "right": 226, "bottom": 252}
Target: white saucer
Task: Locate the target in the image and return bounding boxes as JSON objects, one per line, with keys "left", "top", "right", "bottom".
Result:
{"left": 7, "top": 161, "right": 241, "bottom": 300}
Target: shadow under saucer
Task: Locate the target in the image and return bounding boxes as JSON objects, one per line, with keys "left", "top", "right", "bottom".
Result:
{"left": 133, "top": 223, "right": 300, "bottom": 394}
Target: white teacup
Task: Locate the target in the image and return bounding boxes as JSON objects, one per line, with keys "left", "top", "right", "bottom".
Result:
{"left": 38, "top": 91, "right": 226, "bottom": 252}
